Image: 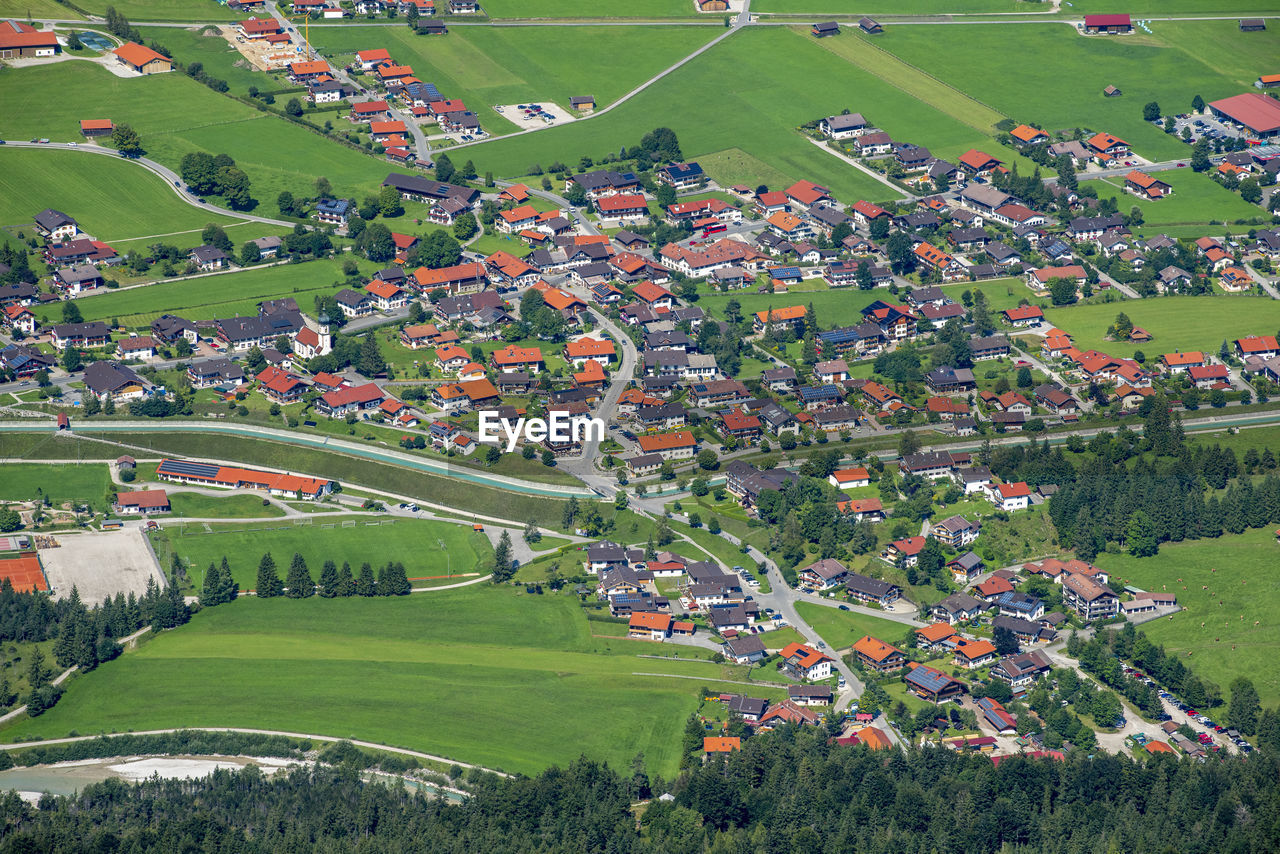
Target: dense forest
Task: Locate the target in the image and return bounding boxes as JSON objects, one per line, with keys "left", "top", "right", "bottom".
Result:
{"left": 1, "top": 730, "right": 1277, "bottom": 853}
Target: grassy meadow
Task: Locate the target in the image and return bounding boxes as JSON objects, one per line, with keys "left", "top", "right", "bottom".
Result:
{"left": 1094, "top": 528, "right": 1280, "bottom": 707}
{"left": 0, "top": 148, "right": 248, "bottom": 243}
{"left": 314, "top": 25, "right": 718, "bottom": 139}
{"left": 152, "top": 515, "right": 494, "bottom": 590}
{"left": 794, "top": 601, "right": 912, "bottom": 652}
{"left": 166, "top": 491, "right": 288, "bottom": 519}
{"left": 870, "top": 23, "right": 1259, "bottom": 163}
{"left": 65, "top": 257, "right": 378, "bottom": 328}
{"left": 1044, "top": 295, "right": 1280, "bottom": 359}
{"left": 0, "top": 463, "right": 113, "bottom": 510}
{"left": 0, "top": 590, "right": 778, "bottom": 776}
{"left": 1081, "top": 169, "right": 1264, "bottom": 227}
{"left": 462, "top": 26, "right": 1017, "bottom": 200}
{"left": 74, "top": 0, "right": 240, "bottom": 20}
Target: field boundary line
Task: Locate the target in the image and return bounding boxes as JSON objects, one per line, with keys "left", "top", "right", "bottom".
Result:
{"left": 632, "top": 671, "right": 792, "bottom": 689}
{"left": 807, "top": 29, "right": 1007, "bottom": 134}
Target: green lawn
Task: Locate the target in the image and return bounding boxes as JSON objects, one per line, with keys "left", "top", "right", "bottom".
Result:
{"left": 0, "top": 590, "right": 765, "bottom": 776}
{"left": 1153, "top": 19, "right": 1280, "bottom": 88}
{"left": 871, "top": 23, "right": 1262, "bottom": 163}
{"left": 166, "top": 491, "right": 288, "bottom": 520}
{"left": 1081, "top": 169, "right": 1263, "bottom": 227}
{"left": 1044, "top": 295, "right": 1280, "bottom": 360}
{"left": 65, "top": 258, "right": 375, "bottom": 329}
{"left": 699, "top": 286, "right": 883, "bottom": 330}
{"left": 0, "top": 147, "right": 248, "bottom": 244}
{"left": 794, "top": 601, "right": 912, "bottom": 651}
{"left": 1093, "top": 528, "right": 1280, "bottom": 707}
{"left": 313, "top": 25, "right": 718, "bottom": 143}
{"left": 153, "top": 514, "right": 493, "bottom": 590}
{"left": 463, "top": 26, "right": 1013, "bottom": 201}
{"left": 0, "top": 463, "right": 113, "bottom": 511}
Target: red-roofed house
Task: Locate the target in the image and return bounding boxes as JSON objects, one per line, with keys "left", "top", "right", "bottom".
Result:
{"left": 364, "top": 280, "right": 408, "bottom": 311}
{"left": 784, "top": 179, "right": 831, "bottom": 209}
{"left": 1003, "top": 305, "right": 1045, "bottom": 327}
{"left": 1084, "top": 13, "right": 1132, "bottom": 33}
{"left": 1160, "top": 350, "right": 1205, "bottom": 374}
{"left": 316, "top": 382, "right": 385, "bottom": 417}
{"left": 596, "top": 193, "right": 650, "bottom": 222}
{"left": 113, "top": 42, "right": 172, "bottom": 74}
{"left": 1236, "top": 335, "right": 1279, "bottom": 359}
{"left": 959, "top": 150, "right": 1002, "bottom": 178}
{"left": 987, "top": 481, "right": 1031, "bottom": 511}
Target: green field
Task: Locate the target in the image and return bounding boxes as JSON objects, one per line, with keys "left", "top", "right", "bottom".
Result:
{"left": 481, "top": 0, "right": 699, "bottom": 16}
{"left": 794, "top": 601, "right": 912, "bottom": 651}
{"left": 751, "top": 0, "right": 1026, "bottom": 11}
{"left": 153, "top": 514, "right": 494, "bottom": 590}
{"left": 1044, "top": 295, "right": 1280, "bottom": 359}
{"left": 63, "top": 258, "right": 374, "bottom": 328}
{"left": 75, "top": 0, "right": 239, "bottom": 21}
{"left": 137, "top": 24, "right": 280, "bottom": 97}
{"left": 1094, "top": 528, "right": 1280, "bottom": 707}
{"left": 0, "top": 463, "right": 113, "bottom": 510}
{"left": 0, "top": 0, "right": 80, "bottom": 18}
{"left": 463, "top": 26, "right": 1013, "bottom": 201}
{"left": 0, "top": 590, "right": 772, "bottom": 776}
{"left": 166, "top": 491, "right": 287, "bottom": 519}
{"left": 313, "top": 25, "right": 718, "bottom": 141}
{"left": 871, "top": 23, "right": 1260, "bottom": 163}
{"left": 83, "top": 431, "right": 589, "bottom": 529}
{"left": 699, "top": 285, "right": 884, "bottom": 330}
{"left": 1081, "top": 169, "right": 1264, "bottom": 227}
{"left": 0, "top": 62, "right": 392, "bottom": 204}
{"left": 0, "top": 148, "right": 247, "bottom": 244}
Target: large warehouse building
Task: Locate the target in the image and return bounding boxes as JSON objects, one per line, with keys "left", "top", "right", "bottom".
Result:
{"left": 1208, "top": 92, "right": 1280, "bottom": 139}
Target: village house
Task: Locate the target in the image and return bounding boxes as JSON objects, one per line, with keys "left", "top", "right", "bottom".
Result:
{"left": 904, "top": 662, "right": 965, "bottom": 703}
{"left": 852, "top": 635, "right": 905, "bottom": 673}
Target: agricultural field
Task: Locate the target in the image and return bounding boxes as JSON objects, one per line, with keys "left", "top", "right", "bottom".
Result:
{"left": 751, "top": 0, "right": 1025, "bottom": 12}
{"left": 1081, "top": 169, "right": 1264, "bottom": 227}
{"left": 870, "top": 23, "right": 1258, "bottom": 163}
{"left": 463, "top": 26, "right": 1015, "bottom": 201}
{"left": 1094, "top": 528, "right": 1280, "bottom": 707}
{"left": 137, "top": 24, "right": 281, "bottom": 96}
{"left": 314, "top": 25, "right": 718, "bottom": 141}
{"left": 794, "top": 601, "right": 912, "bottom": 652}
{"left": 0, "top": 590, "right": 768, "bottom": 776}
{"left": 480, "top": 0, "right": 699, "bottom": 16}
{"left": 1153, "top": 19, "right": 1280, "bottom": 88}
{"left": 0, "top": 62, "right": 392, "bottom": 204}
{"left": 0, "top": 463, "right": 113, "bottom": 511}
{"left": 0, "top": 148, "right": 248, "bottom": 244}
{"left": 1044, "top": 295, "right": 1280, "bottom": 359}
{"left": 0, "top": 0, "right": 80, "bottom": 18}
{"left": 64, "top": 257, "right": 377, "bottom": 328}
{"left": 75, "top": 0, "right": 240, "bottom": 21}
{"left": 152, "top": 514, "right": 494, "bottom": 590}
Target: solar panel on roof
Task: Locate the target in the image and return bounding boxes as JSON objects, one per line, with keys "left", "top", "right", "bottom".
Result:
{"left": 157, "top": 459, "right": 221, "bottom": 478}
{"left": 907, "top": 666, "right": 953, "bottom": 692}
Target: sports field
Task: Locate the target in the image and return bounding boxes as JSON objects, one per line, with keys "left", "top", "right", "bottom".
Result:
{"left": 0, "top": 463, "right": 113, "bottom": 511}
{"left": 1081, "top": 169, "right": 1263, "bottom": 227}
{"left": 0, "top": 148, "right": 247, "bottom": 243}
{"left": 153, "top": 514, "right": 494, "bottom": 590}
{"left": 869, "top": 23, "right": 1255, "bottom": 163}
{"left": 794, "top": 601, "right": 911, "bottom": 652}
{"left": 1044, "top": 296, "right": 1280, "bottom": 359}
{"left": 313, "top": 25, "right": 718, "bottom": 140}
{"left": 1094, "top": 528, "right": 1280, "bottom": 707}
{"left": 464, "top": 26, "right": 1013, "bottom": 200}
{"left": 0, "top": 590, "right": 782, "bottom": 775}
{"left": 67, "top": 257, "right": 377, "bottom": 328}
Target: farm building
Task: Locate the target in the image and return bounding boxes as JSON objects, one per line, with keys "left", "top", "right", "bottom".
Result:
{"left": 1083, "top": 14, "right": 1132, "bottom": 34}
{"left": 112, "top": 42, "right": 172, "bottom": 74}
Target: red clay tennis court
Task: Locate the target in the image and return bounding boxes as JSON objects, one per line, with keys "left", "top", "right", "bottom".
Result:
{"left": 0, "top": 554, "right": 48, "bottom": 592}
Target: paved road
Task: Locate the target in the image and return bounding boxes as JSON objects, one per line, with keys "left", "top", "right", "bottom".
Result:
{"left": 1, "top": 141, "right": 297, "bottom": 228}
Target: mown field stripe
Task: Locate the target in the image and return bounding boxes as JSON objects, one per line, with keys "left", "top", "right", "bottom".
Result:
{"left": 808, "top": 30, "right": 1007, "bottom": 133}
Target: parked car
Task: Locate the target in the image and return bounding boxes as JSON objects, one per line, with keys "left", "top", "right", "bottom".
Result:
{"left": 838, "top": 605, "right": 850, "bottom": 611}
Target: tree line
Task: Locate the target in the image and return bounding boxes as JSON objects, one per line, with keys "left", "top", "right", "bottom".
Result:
{"left": 225, "top": 553, "right": 413, "bottom": 603}
{"left": 2, "top": 728, "right": 1279, "bottom": 852}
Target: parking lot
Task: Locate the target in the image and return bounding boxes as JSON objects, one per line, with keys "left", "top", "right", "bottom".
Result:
{"left": 1123, "top": 663, "right": 1250, "bottom": 756}
{"left": 1163, "top": 112, "right": 1248, "bottom": 147}
{"left": 494, "top": 102, "right": 578, "bottom": 132}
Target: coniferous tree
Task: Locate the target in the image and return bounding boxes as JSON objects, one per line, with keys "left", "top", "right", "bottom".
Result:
{"left": 256, "top": 553, "right": 283, "bottom": 598}
{"left": 318, "top": 560, "right": 339, "bottom": 598}
{"left": 335, "top": 562, "right": 356, "bottom": 596}
{"left": 285, "top": 553, "right": 314, "bottom": 598}
{"left": 200, "top": 562, "right": 224, "bottom": 607}
{"left": 355, "top": 563, "right": 377, "bottom": 596}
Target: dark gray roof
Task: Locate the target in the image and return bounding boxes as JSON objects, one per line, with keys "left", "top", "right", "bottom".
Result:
{"left": 83, "top": 360, "right": 144, "bottom": 395}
